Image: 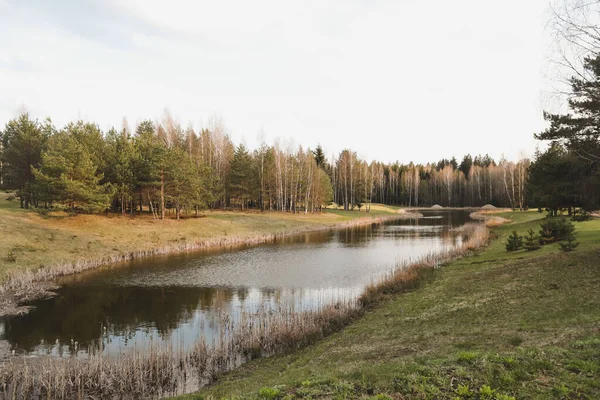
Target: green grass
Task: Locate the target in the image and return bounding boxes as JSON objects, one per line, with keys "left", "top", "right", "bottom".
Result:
{"left": 0, "top": 192, "right": 401, "bottom": 283}
{"left": 470, "top": 210, "right": 600, "bottom": 264}
{"left": 178, "top": 211, "right": 600, "bottom": 399}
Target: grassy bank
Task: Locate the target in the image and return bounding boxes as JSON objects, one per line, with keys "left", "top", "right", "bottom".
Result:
{"left": 0, "top": 203, "right": 485, "bottom": 398}
{"left": 181, "top": 211, "right": 600, "bottom": 399}
{"left": 0, "top": 192, "right": 408, "bottom": 316}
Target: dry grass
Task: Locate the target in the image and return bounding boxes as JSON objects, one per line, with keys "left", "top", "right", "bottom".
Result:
{"left": 359, "top": 223, "right": 490, "bottom": 307}
{"left": 0, "top": 219, "right": 497, "bottom": 399}
{"left": 0, "top": 303, "right": 358, "bottom": 399}
{"left": 0, "top": 191, "right": 417, "bottom": 316}
{"left": 469, "top": 211, "right": 512, "bottom": 227}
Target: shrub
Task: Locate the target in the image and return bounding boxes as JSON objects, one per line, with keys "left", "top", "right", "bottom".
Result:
{"left": 454, "top": 384, "right": 473, "bottom": 397}
{"left": 505, "top": 231, "right": 523, "bottom": 251}
{"left": 371, "top": 394, "right": 393, "bottom": 400}
{"left": 539, "top": 217, "right": 574, "bottom": 244}
{"left": 457, "top": 351, "right": 478, "bottom": 362}
{"left": 571, "top": 212, "right": 592, "bottom": 222}
{"left": 522, "top": 229, "right": 541, "bottom": 251}
{"left": 559, "top": 231, "right": 579, "bottom": 252}
{"left": 478, "top": 385, "right": 496, "bottom": 399}
{"left": 6, "top": 194, "right": 15, "bottom": 201}
{"left": 258, "top": 386, "right": 282, "bottom": 399}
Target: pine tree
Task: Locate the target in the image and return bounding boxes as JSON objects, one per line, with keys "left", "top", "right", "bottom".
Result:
{"left": 313, "top": 144, "right": 326, "bottom": 169}
{"left": 164, "top": 148, "right": 205, "bottom": 219}
{"left": 106, "top": 127, "right": 136, "bottom": 215}
{"left": 33, "top": 130, "right": 112, "bottom": 213}
{"left": 505, "top": 230, "right": 523, "bottom": 252}
{"left": 523, "top": 229, "right": 541, "bottom": 251}
{"left": 558, "top": 220, "right": 579, "bottom": 252}
{"left": 534, "top": 54, "right": 600, "bottom": 212}
{"left": 229, "top": 144, "right": 254, "bottom": 210}
{"left": 559, "top": 233, "right": 580, "bottom": 252}
{"left": 0, "top": 114, "right": 50, "bottom": 208}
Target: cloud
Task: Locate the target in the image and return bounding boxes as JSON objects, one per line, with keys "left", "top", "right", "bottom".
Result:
{"left": 0, "top": 0, "right": 549, "bottom": 163}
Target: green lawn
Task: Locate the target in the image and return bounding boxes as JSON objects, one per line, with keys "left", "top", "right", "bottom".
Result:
{"left": 180, "top": 212, "right": 600, "bottom": 399}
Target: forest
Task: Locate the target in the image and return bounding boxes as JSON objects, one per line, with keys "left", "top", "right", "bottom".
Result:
{"left": 1, "top": 20, "right": 600, "bottom": 217}
{"left": 0, "top": 112, "right": 535, "bottom": 217}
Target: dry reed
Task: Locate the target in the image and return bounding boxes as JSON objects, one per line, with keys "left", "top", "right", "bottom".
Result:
{"left": 0, "top": 303, "right": 358, "bottom": 399}
{"left": 469, "top": 211, "right": 511, "bottom": 228}
{"left": 0, "top": 212, "right": 420, "bottom": 317}
{"left": 0, "top": 219, "right": 495, "bottom": 399}
{"left": 360, "top": 223, "right": 490, "bottom": 307}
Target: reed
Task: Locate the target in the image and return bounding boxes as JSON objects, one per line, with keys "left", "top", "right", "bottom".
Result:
{"left": 0, "top": 212, "right": 420, "bottom": 317}
{"left": 469, "top": 211, "right": 511, "bottom": 227}
{"left": 0, "top": 302, "right": 358, "bottom": 399}
{"left": 359, "top": 223, "right": 490, "bottom": 307}
{"left": 0, "top": 220, "right": 494, "bottom": 399}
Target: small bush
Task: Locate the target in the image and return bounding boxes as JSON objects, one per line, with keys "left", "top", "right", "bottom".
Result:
{"left": 505, "top": 231, "right": 523, "bottom": 251}
{"left": 571, "top": 212, "right": 592, "bottom": 222}
{"left": 522, "top": 229, "right": 541, "bottom": 251}
{"left": 258, "top": 386, "right": 282, "bottom": 399}
{"left": 539, "top": 217, "right": 574, "bottom": 244}
{"left": 478, "top": 385, "right": 496, "bottom": 399}
{"left": 559, "top": 233, "right": 579, "bottom": 252}
{"left": 457, "top": 351, "right": 478, "bottom": 362}
{"left": 6, "top": 195, "right": 15, "bottom": 201}
{"left": 454, "top": 384, "right": 473, "bottom": 397}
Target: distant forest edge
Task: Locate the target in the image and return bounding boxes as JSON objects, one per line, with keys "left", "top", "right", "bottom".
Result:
{"left": 0, "top": 104, "right": 598, "bottom": 217}
{"left": 0, "top": 113, "right": 525, "bottom": 215}
{"left": 2, "top": 52, "right": 600, "bottom": 216}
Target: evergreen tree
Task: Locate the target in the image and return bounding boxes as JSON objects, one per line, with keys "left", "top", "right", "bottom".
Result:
{"left": 313, "top": 144, "right": 326, "bottom": 169}
{"left": 534, "top": 54, "right": 600, "bottom": 211}
{"left": 33, "top": 130, "right": 112, "bottom": 213}
{"left": 505, "top": 230, "right": 523, "bottom": 252}
{"left": 559, "top": 228, "right": 580, "bottom": 252}
{"left": 0, "top": 114, "right": 50, "bottom": 208}
{"left": 536, "top": 55, "right": 600, "bottom": 162}
{"left": 458, "top": 154, "right": 473, "bottom": 177}
{"left": 229, "top": 144, "right": 254, "bottom": 210}
{"left": 164, "top": 148, "right": 206, "bottom": 219}
{"left": 106, "top": 127, "right": 136, "bottom": 215}
{"left": 523, "top": 229, "right": 541, "bottom": 251}
{"left": 133, "top": 120, "right": 163, "bottom": 217}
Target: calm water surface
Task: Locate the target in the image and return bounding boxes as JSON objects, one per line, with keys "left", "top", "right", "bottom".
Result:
{"left": 0, "top": 210, "right": 472, "bottom": 358}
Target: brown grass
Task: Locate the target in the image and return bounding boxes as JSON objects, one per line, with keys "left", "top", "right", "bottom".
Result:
{"left": 359, "top": 223, "right": 490, "bottom": 307}
{"left": 0, "top": 205, "right": 417, "bottom": 317}
{"left": 469, "top": 211, "right": 511, "bottom": 227}
{"left": 0, "top": 303, "right": 358, "bottom": 399}
{"left": 0, "top": 219, "right": 498, "bottom": 399}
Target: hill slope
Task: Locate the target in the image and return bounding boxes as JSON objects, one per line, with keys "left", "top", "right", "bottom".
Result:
{"left": 182, "top": 212, "right": 600, "bottom": 399}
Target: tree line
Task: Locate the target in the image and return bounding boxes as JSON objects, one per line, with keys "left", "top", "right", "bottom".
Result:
{"left": 525, "top": 0, "right": 600, "bottom": 215}
{"left": 0, "top": 111, "right": 533, "bottom": 217}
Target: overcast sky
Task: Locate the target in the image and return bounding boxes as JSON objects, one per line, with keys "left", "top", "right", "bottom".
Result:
{"left": 1, "top": 0, "right": 555, "bottom": 163}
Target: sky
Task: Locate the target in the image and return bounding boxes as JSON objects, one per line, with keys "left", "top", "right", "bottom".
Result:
{"left": 0, "top": 0, "right": 556, "bottom": 164}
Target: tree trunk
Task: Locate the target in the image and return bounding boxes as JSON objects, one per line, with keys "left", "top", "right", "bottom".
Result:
{"left": 160, "top": 169, "right": 165, "bottom": 220}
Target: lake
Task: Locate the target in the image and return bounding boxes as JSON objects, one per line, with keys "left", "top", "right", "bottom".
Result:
{"left": 0, "top": 210, "right": 472, "bottom": 358}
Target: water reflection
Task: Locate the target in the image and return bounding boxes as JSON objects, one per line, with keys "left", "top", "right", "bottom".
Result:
{"left": 0, "top": 210, "right": 472, "bottom": 357}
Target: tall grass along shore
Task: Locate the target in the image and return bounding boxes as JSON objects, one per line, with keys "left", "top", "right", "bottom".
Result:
{"left": 0, "top": 192, "right": 418, "bottom": 317}
{"left": 0, "top": 215, "right": 489, "bottom": 399}
{"left": 179, "top": 211, "right": 600, "bottom": 400}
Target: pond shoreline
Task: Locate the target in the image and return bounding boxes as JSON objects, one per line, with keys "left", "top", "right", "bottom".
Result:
{"left": 0, "top": 210, "right": 422, "bottom": 318}
{"left": 0, "top": 218, "right": 493, "bottom": 399}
